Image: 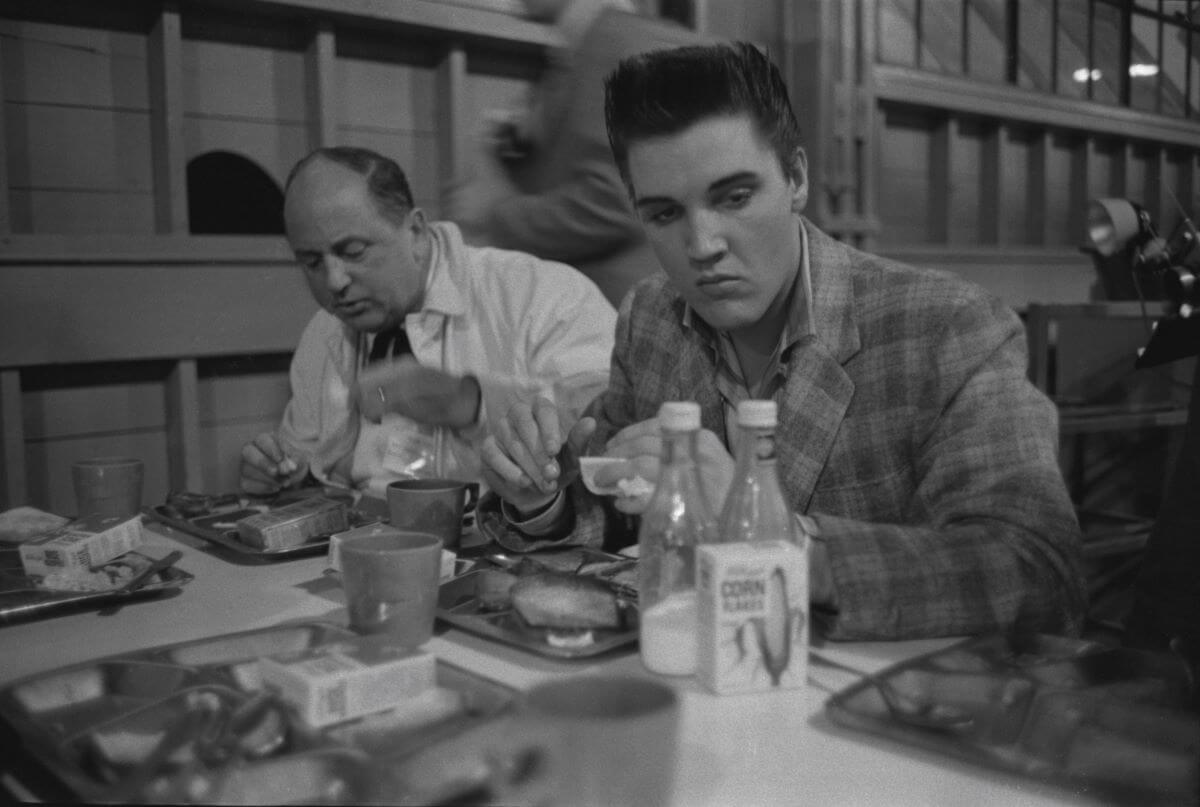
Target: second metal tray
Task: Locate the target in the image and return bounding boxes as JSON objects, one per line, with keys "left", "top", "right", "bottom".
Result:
{"left": 437, "top": 547, "right": 639, "bottom": 659}
{"left": 144, "top": 495, "right": 379, "bottom": 561}
{"left": 0, "top": 549, "right": 193, "bottom": 626}
{"left": 0, "top": 621, "right": 518, "bottom": 804}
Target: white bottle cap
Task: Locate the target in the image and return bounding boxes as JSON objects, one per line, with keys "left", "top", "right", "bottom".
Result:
{"left": 658, "top": 401, "right": 701, "bottom": 431}
{"left": 736, "top": 399, "right": 777, "bottom": 428}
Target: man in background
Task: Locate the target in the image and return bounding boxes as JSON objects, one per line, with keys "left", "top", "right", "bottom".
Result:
{"left": 447, "top": 0, "right": 701, "bottom": 306}
{"left": 240, "top": 146, "right": 615, "bottom": 500}
{"left": 479, "top": 44, "right": 1085, "bottom": 641}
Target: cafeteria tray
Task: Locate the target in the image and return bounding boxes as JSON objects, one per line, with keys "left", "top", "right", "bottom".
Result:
{"left": 143, "top": 490, "right": 380, "bottom": 561}
{"left": 437, "top": 547, "right": 639, "bottom": 659}
{"left": 824, "top": 633, "right": 1200, "bottom": 805}
{"left": 0, "top": 549, "right": 193, "bottom": 626}
{"left": 0, "top": 621, "right": 518, "bottom": 804}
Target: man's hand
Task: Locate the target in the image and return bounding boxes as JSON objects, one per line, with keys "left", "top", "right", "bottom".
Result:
{"left": 355, "top": 356, "right": 480, "bottom": 429}
{"left": 479, "top": 397, "right": 595, "bottom": 516}
{"left": 602, "top": 418, "right": 735, "bottom": 515}
{"left": 240, "top": 432, "right": 308, "bottom": 495}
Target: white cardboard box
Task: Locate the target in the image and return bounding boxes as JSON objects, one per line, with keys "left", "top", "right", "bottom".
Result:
{"left": 18, "top": 515, "right": 143, "bottom": 577}
{"left": 697, "top": 540, "right": 808, "bottom": 695}
{"left": 259, "top": 635, "right": 436, "bottom": 728}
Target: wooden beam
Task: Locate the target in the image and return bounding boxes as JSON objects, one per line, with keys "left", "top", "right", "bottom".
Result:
{"left": 0, "top": 32, "right": 10, "bottom": 236}
{"left": 436, "top": 43, "right": 470, "bottom": 214}
{"left": 0, "top": 263, "right": 314, "bottom": 367}
{"left": 875, "top": 64, "right": 1200, "bottom": 149}
{"left": 148, "top": 3, "right": 188, "bottom": 234}
{"left": 0, "top": 370, "right": 27, "bottom": 509}
{"left": 306, "top": 21, "right": 338, "bottom": 149}
{"left": 1027, "top": 130, "right": 1050, "bottom": 245}
{"left": 928, "top": 115, "right": 952, "bottom": 243}
{"left": 0, "top": 234, "right": 292, "bottom": 264}
{"left": 980, "top": 122, "right": 1002, "bottom": 244}
{"left": 165, "top": 359, "right": 203, "bottom": 492}
{"left": 1068, "top": 135, "right": 1093, "bottom": 240}
{"left": 182, "top": 0, "right": 554, "bottom": 49}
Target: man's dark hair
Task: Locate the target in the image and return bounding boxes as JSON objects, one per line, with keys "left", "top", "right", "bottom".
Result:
{"left": 285, "top": 146, "right": 415, "bottom": 224}
{"left": 604, "top": 42, "right": 803, "bottom": 188}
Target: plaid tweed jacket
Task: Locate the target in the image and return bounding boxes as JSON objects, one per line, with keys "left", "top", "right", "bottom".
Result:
{"left": 490, "top": 219, "right": 1085, "bottom": 640}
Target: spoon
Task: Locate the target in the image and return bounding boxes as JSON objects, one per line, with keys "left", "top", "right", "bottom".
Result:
{"left": 810, "top": 651, "right": 975, "bottom": 731}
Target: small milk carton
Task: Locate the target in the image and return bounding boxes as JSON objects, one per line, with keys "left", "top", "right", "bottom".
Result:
{"left": 697, "top": 540, "right": 808, "bottom": 695}
{"left": 18, "top": 514, "right": 143, "bottom": 577}
{"left": 258, "top": 634, "right": 436, "bottom": 728}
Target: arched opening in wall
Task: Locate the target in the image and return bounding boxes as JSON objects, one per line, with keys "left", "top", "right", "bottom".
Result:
{"left": 187, "top": 151, "right": 285, "bottom": 234}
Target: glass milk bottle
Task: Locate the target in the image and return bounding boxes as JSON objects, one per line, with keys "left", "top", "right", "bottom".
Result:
{"left": 718, "top": 400, "right": 806, "bottom": 549}
{"left": 638, "top": 401, "right": 717, "bottom": 676}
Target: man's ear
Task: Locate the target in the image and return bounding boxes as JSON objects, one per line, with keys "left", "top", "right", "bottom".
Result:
{"left": 408, "top": 206, "right": 428, "bottom": 235}
{"left": 789, "top": 147, "right": 809, "bottom": 214}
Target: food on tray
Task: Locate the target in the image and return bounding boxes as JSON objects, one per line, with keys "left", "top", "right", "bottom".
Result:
{"left": 41, "top": 563, "right": 137, "bottom": 592}
{"left": 12, "top": 666, "right": 104, "bottom": 713}
{"left": 164, "top": 491, "right": 243, "bottom": 520}
{"left": 18, "top": 515, "right": 143, "bottom": 577}
{"left": 0, "top": 506, "right": 70, "bottom": 544}
{"left": 236, "top": 497, "right": 349, "bottom": 550}
{"left": 474, "top": 569, "right": 519, "bottom": 611}
{"left": 510, "top": 572, "right": 621, "bottom": 629}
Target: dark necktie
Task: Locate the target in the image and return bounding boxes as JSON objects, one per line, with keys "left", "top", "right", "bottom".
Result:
{"left": 367, "top": 327, "right": 412, "bottom": 364}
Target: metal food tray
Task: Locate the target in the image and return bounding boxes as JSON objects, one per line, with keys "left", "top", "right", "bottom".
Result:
{"left": 824, "top": 633, "right": 1200, "bottom": 805}
{"left": 0, "top": 549, "right": 193, "bottom": 626}
{"left": 437, "top": 547, "right": 639, "bottom": 660}
{"left": 0, "top": 621, "right": 518, "bottom": 804}
{"left": 143, "top": 496, "right": 379, "bottom": 561}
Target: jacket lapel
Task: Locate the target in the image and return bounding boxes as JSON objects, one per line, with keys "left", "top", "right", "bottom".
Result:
{"left": 777, "top": 221, "right": 861, "bottom": 511}
{"left": 673, "top": 328, "right": 725, "bottom": 437}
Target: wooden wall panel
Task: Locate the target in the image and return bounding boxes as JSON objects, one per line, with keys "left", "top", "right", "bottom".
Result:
{"left": 1000, "top": 128, "right": 1032, "bottom": 245}
{"left": 0, "top": 263, "right": 316, "bottom": 368}
{"left": 1044, "top": 134, "right": 1078, "bottom": 246}
{"left": 182, "top": 39, "right": 307, "bottom": 122}
{"left": 6, "top": 105, "right": 153, "bottom": 192}
{"left": 335, "top": 56, "right": 440, "bottom": 210}
{"left": 197, "top": 368, "right": 292, "bottom": 491}
{"left": 1, "top": 19, "right": 154, "bottom": 235}
{"left": 1125, "top": 144, "right": 1153, "bottom": 213}
{"left": 10, "top": 189, "right": 156, "bottom": 235}
{"left": 877, "top": 106, "right": 932, "bottom": 244}
{"left": 197, "top": 368, "right": 292, "bottom": 424}
{"left": 0, "top": 20, "right": 150, "bottom": 108}
{"left": 338, "top": 57, "right": 436, "bottom": 133}
{"left": 183, "top": 118, "right": 310, "bottom": 190}
{"left": 947, "top": 118, "right": 983, "bottom": 245}
{"left": 21, "top": 378, "right": 166, "bottom": 440}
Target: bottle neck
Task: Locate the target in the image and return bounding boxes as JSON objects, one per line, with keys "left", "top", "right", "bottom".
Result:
{"left": 738, "top": 426, "right": 777, "bottom": 466}
{"left": 660, "top": 427, "right": 699, "bottom": 467}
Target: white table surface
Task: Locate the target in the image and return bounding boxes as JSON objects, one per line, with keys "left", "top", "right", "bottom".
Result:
{"left": 0, "top": 523, "right": 1105, "bottom": 806}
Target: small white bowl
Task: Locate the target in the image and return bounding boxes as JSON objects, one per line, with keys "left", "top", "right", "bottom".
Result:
{"left": 578, "top": 456, "right": 627, "bottom": 496}
{"left": 578, "top": 457, "right": 653, "bottom": 499}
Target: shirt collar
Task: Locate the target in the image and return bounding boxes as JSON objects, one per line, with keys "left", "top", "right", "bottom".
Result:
{"left": 412, "top": 221, "right": 467, "bottom": 320}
